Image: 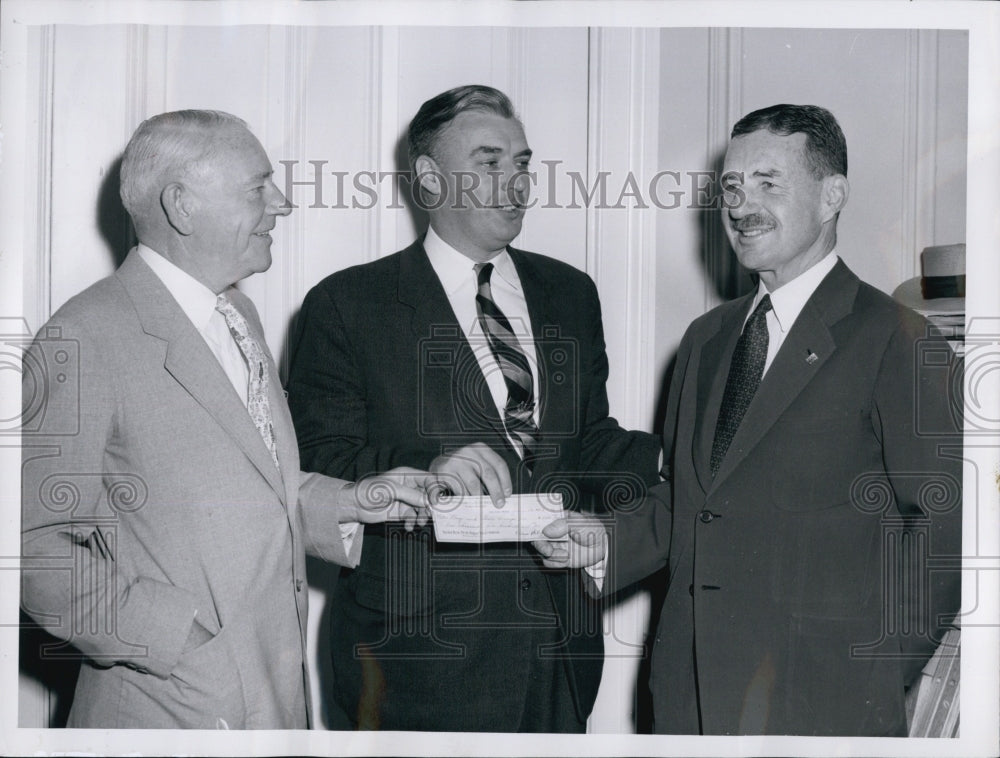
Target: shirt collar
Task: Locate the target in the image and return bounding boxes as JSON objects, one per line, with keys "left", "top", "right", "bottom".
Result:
{"left": 751, "top": 250, "right": 839, "bottom": 334}
{"left": 423, "top": 225, "right": 520, "bottom": 295}
{"left": 137, "top": 243, "right": 220, "bottom": 332}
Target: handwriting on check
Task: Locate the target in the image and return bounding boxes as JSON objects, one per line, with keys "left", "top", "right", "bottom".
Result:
{"left": 431, "top": 493, "right": 566, "bottom": 543}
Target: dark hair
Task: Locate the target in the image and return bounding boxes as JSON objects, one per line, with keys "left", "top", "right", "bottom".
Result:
{"left": 407, "top": 85, "right": 517, "bottom": 171}
{"left": 731, "top": 104, "right": 847, "bottom": 178}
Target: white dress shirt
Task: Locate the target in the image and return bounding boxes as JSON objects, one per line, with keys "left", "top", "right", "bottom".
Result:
{"left": 138, "top": 245, "right": 360, "bottom": 548}
{"left": 423, "top": 226, "right": 541, "bottom": 454}
{"left": 138, "top": 244, "right": 250, "bottom": 403}
{"left": 746, "top": 250, "right": 839, "bottom": 375}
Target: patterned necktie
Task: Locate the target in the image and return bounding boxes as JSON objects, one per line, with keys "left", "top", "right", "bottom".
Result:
{"left": 710, "top": 294, "right": 772, "bottom": 477}
{"left": 215, "top": 293, "right": 280, "bottom": 471}
{"left": 474, "top": 262, "right": 539, "bottom": 468}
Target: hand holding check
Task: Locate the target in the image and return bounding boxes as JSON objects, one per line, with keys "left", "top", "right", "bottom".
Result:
{"left": 532, "top": 513, "right": 608, "bottom": 570}
{"left": 340, "top": 467, "right": 434, "bottom": 531}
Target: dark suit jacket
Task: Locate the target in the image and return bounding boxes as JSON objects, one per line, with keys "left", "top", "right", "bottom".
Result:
{"left": 610, "top": 260, "right": 963, "bottom": 736}
{"left": 287, "top": 240, "right": 660, "bottom": 730}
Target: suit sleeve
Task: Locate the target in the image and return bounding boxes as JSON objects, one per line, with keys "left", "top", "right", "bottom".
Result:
{"left": 296, "top": 471, "right": 362, "bottom": 567}
{"left": 872, "top": 316, "right": 963, "bottom": 685}
{"left": 287, "top": 282, "right": 438, "bottom": 479}
{"left": 575, "top": 276, "right": 662, "bottom": 495}
{"left": 20, "top": 319, "right": 200, "bottom": 680}
{"left": 602, "top": 324, "right": 696, "bottom": 594}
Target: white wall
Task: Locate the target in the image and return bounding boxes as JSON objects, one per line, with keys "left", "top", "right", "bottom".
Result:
{"left": 16, "top": 23, "right": 967, "bottom": 734}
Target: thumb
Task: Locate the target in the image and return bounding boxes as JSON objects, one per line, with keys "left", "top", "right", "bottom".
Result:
{"left": 541, "top": 518, "right": 569, "bottom": 539}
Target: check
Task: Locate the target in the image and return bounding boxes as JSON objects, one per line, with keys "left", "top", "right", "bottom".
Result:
{"left": 431, "top": 493, "right": 566, "bottom": 543}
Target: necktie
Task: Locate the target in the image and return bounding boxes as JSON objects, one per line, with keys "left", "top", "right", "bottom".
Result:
{"left": 710, "top": 294, "right": 772, "bottom": 477}
{"left": 215, "top": 293, "right": 280, "bottom": 471}
{"left": 474, "top": 262, "right": 539, "bottom": 468}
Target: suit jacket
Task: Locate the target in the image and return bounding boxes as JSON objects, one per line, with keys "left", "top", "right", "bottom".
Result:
{"left": 21, "top": 250, "right": 356, "bottom": 729}
{"left": 286, "top": 240, "right": 661, "bottom": 730}
{"left": 610, "top": 260, "right": 963, "bottom": 736}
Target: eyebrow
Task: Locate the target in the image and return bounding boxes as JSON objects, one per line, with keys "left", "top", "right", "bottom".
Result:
{"left": 246, "top": 170, "right": 273, "bottom": 184}
{"left": 751, "top": 168, "right": 783, "bottom": 179}
{"left": 469, "top": 146, "right": 533, "bottom": 160}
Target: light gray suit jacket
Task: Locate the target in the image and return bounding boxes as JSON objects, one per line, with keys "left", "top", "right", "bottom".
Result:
{"left": 21, "top": 249, "right": 357, "bottom": 729}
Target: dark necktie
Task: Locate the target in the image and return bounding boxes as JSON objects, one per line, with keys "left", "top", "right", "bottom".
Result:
{"left": 710, "top": 294, "right": 772, "bottom": 477}
{"left": 215, "top": 293, "right": 280, "bottom": 472}
{"left": 474, "top": 262, "right": 539, "bottom": 468}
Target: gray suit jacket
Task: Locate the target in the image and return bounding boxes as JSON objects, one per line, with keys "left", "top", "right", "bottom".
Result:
{"left": 21, "top": 249, "right": 356, "bottom": 729}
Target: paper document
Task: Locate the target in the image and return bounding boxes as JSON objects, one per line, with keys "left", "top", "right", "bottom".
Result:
{"left": 431, "top": 493, "right": 565, "bottom": 543}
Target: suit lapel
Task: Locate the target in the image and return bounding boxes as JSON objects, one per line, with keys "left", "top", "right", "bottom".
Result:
{"left": 693, "top": 298, "right": 749, "bottom": 493}
{"left": 115, "top": 250, "right": 287, "bottom": 504}
{"left": 396, "top": 241, "right": 510, "bottom": 450}
{"left": 508, "top": 249, "right": 559, "bottom": 435}
{"left": 708, "top": 261, "right": 859, "bottom": 492}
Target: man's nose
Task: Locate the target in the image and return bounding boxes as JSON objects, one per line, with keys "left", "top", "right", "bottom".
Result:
{"left": 508, "top": 169, "right": 530, "bottom": 202}
{"left": 268, "top": 181, "right": 293, "bottom": 216}
{"left": 725, "top": 186, "right": 754, "bottom": 219}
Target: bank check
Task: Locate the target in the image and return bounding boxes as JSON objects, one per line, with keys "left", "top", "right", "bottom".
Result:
{"left": 431, "top": 493, "right": 566, "bottom": 543}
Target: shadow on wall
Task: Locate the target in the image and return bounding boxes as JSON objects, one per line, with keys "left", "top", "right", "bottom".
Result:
{"left": 97, "top": 154, "right": 136, "bottom": 268}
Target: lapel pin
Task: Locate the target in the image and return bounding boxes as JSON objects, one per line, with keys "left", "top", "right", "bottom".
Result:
{"left": 805, "top": 350, "right": 818, "bottom": 364}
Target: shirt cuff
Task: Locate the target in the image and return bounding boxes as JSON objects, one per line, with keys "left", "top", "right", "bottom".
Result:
{"left": 339, "top": 521, "right": 361, "bottom": 556}
{"left": 582, "top": 531, "right": 610, "bottom": 594}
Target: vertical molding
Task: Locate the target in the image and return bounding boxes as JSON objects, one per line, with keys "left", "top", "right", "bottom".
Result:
{"left": 902, "top": 30, "right": 940, "bottom": 281}
{"left": 144, "top": 26, "right": 168, "bottom": 117}
{"left": 584, "top": 27, "right": 602, "bottom": 284}
{"left": 704, "top": 27, "right": 745, "bottom": 312}
{"left": 265, "top": 25, "right": 306, "bottom": 377}
{"left": 124, "top": 25, "right": 148, "bottom": 134}
{"left": 34, "top": 26, "right": 55, "bottom": 328}
{"left": 376, "top": 26, "right": 400, "bottom": 260}
{"left": 914, "top": 30, "right": 940, "bottom": 275}
{"left": 493, "top": 27, "right": 530, "bottom": 247}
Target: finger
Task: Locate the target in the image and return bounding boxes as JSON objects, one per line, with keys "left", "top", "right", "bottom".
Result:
{"left": 472, "top": 445, "right": 513, "bottom": 499}
{"left": 541, "top": 519, "right": 569, "bottom": 539}
{"left": 568, "top": 527, "right": 599, "bottom": 547}
{"left": 532, "top": 539, "right": 554, "bottom": 558}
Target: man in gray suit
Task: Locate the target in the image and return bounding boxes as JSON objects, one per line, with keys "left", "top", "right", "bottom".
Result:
{"left": 20, "top": 110, "right": 429, "bottom": 729}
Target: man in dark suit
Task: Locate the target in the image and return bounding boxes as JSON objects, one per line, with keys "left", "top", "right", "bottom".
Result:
{"left": 286, "top": 85, "right": 661, "bottom": 732}
{"left": 538, "top": 104, "right": 963, "bottom": 736}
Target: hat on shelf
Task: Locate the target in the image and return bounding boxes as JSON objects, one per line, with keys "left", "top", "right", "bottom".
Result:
{"left": 892, "top": 243, "right": 966, "bottom": 317}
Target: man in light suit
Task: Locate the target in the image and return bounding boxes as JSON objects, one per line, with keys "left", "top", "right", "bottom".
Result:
{"left": 538, "top": 104, "right": 963, "bottom": 735}
{"left": 20, "top": 110, "right": 429, "bottom": 729}
{"left": 286, "top": 85, "right": 661, "bottom": 732}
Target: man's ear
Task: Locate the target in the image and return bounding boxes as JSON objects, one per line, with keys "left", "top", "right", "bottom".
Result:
{"left": 414, "top": 155, "right": 442, "bottom": 198}
{"left": 821, "top": 174, "right": 849, "bottom": 222}
{"left": 161, "top": 182, "right": 195, "bottom": 235}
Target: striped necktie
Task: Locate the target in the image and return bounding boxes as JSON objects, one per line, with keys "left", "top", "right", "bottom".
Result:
{"left": 474, "top": 262, "right": 539, "bottom": 468}
{"left": 215, "top": 293, "right": 280, "bottom": 471}
{"left": 710, "top": 294, "right": 772, "bottom": 477}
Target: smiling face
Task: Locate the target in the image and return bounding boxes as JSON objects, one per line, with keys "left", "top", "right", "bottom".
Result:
{"left": 721, "top": 129, "right": 846, "bottom": 291}
{"left": 182, "top": 125, "right": 291, "bottom": 291}
{"left": 416, "top": 111, "right": 532, "bottom": 262}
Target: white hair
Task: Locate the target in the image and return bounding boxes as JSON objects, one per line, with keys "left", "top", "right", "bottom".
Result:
{"left": 119, "top": 110, "right": 248, "bottom": 224}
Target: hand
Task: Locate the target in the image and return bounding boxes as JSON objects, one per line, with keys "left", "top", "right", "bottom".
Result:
{"left": 343, "top": 467, "right": 433, "bottom": 531}
{"left": 429, "top": 443, "right": 512, "bottom": 507}
{"left": 532, "top": 513, "right": 607, "bottom": 569}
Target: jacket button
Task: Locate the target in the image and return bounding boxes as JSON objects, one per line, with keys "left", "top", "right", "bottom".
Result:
{"left": 698, "top": 510, "right": 715, "bottom": 523}
{"left": 520, "top": 578, "right": 531, "bottom": 591}
{"left": 295, "top": 579, "right": 303, "bottom": 592}
{"left": 688, "top": 584, "right": 694, "bottom": 596}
